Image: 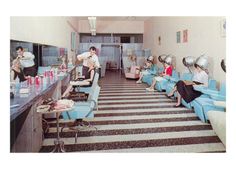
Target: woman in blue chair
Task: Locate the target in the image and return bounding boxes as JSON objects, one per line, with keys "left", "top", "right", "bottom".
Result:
{"left": 136, "top": 56, "right": 157, "bottom": 84}
{"left": 146, "top": 60, "right": 173, "bottom": 91}
{"left": 62, "top": 60, "right": 95, "bottom": 98}
{"left": 167, "top": 62, "right": 208, "bottom": 107}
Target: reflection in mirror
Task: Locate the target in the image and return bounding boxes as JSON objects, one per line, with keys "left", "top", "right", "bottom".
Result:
{"left": 10, "top": 40, "right": 34, "bottom": 65}
{"left": 42, "top": 46, "right": 68, "bottom": 67}
{"left": 10, "top": 40, "right": 68, "bottom": 70}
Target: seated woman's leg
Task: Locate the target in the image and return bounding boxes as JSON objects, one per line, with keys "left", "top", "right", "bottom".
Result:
{"left": 176, "top": 91, "right": 182, "bottom": 107}
{"left": 62, "top": 84, "right": 73, "bottom": 98}
{"left": 136, "top": 73, "right": 143, "bottom": 83}
{"left": 167, "top": 86, "right": 177, "bottom": 97}
{"left": 146, "top": 78, "right": 157, "bottom": 91}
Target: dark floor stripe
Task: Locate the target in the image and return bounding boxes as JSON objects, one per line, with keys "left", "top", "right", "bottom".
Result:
{"left": 99, "top": 93, "right": 166, "bottom": 97}
{"left": 40, "top": 136, "right": 221, "bottom": 152}
{"left": 60, "top": 117, "right": 199, "bottom": 127}
{"left": 98, "top": 97, "right": 168, "bottom": 101}
{"left": 98, "top": 105, "right": 179, "bottom": 110}
{"left": 92, "top": 117, "right": 199, "bottom": 125}
{"left": 99, "top": 100, "right": 176, "bottom": 105}
{"left": 202, "top": 151, "right": 226, "bottom": 153}
{"left": 48, "top": 117, "right": 199, "bottom": 127}
{"left": 95, "top": 110, "right": 194, "bottom": 117}
{"left": 44, "top": 124, "right": 212, "bottom": 138}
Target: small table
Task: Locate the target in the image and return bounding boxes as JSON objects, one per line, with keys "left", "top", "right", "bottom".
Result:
{"left": 37, "top": 106, "right": 73, "bottom": 153}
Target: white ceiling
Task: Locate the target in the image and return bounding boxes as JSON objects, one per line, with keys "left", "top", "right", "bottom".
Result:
{"left": 77, "top": 16, "right": 151, "bottom": 21}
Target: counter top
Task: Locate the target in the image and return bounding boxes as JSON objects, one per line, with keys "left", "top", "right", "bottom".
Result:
{"left": 10, "top": 66, "right": 76, "bottom": 121}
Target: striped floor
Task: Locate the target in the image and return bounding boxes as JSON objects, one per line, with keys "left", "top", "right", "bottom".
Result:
{"left": 40, "top": 71, "right": 226, "bottom": 152}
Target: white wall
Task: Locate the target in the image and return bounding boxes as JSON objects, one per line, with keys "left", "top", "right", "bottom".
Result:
{"left": 143, "top": 17, "right": 226, "bottom": 84}
{"left": 10, "top": 16, "right": 79, "bottom": 61}
{"left": 78, "top": 20, "right": 144, "bottom": 34}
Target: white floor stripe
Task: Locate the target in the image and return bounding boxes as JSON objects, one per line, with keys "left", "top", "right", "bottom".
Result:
{"left": 102, "top": 83, "right": 140, "bottom": 86}
{"left": 86, "top": 143, "right": 225, "bottom": 153}
{"left": 99, "top": 92, "right": 164, "bottom": 96}
{"left": 102, "top": 85, "right": 145, "bottom": 88}
{"left": 49, "top": 120, "right": 208, "bottom": 133}
{"left": 94, "top": 107, "right": 189, "bottom": 114}
{"left": 100, "top": 89, "right": 159, "bottom": 94}
{"left": 43, "top": 130, "right": 216, "bottom": 146}
{"left": 98, "top": 103, "right": 177, "bottom": 108}
{"left": 101, "top": 88, "right": 146, "bottom": 90}
{"left": 92, "top": 113, "right": 197, "bottom": 121}
{"left": 99, "top": 98, "right": 173, "bottom": 103}
{"left": 101, "top": 88, "right": 145, "bottom": 91}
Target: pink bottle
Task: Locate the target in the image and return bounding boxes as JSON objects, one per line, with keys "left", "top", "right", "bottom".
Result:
{"left": 27, "top": 76, "right": 31, "bottom": 85}
{"left": 35, "top": 76, "right": 40, "bottom": 85}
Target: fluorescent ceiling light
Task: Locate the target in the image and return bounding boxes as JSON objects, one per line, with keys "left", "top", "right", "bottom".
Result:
{"left": 88, "top": 16, "right": 96, "bottom": 30}
{"left": 91, "top": 29, "right": 96, "bottom": 36}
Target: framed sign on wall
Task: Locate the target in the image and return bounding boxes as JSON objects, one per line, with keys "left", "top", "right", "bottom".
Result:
{"left": 176, "top": 31, "right": 181, "bottom": 43}
{"left": 220, "top": 19, "right": 226, "bottom": 37}
{"left": 183, "top": 29, "right": 188, "bottom": 43}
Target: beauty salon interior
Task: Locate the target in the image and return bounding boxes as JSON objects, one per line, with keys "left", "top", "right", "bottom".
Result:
{"left": 10, "top": 16, "right": 226, "bottom": 153}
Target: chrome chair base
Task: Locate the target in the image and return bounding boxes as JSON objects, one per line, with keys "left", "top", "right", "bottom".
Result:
{"left": 61, "top": 119, "right": 97, "bottom": 144}
{"left": 51, "top": 139, "right": 65, "bottom": 153}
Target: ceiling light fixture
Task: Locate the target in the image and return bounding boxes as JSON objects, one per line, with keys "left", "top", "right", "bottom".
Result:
{"left": 88, "top": 16, "right": 96, "bottom": 35}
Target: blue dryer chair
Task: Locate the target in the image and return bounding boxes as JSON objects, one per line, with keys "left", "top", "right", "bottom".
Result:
{"left": 141, "top": 65, "right": 159, "bottom": 85}
{"left": 78, "top": 73, "right": 99, "bottom": 93}
{"left": 192, "top": 82, "right": 226, "bottom": 122}
{"left": 142, "top": 74, "right": 155, "bottom": 85}
{"left": 165, "top": 72, "right": 193, "bottom": 96}
{"left": 181, "top": 79, "right": 217, "bottom": 109}
{"left": 165, "top": 71, "right": 180, "bottom": 95}
{"left": 158, "top": 66, "right": 164, "bottom": 74}
{"left": 61, "top": 84, "right": 101, "bottom": 143}
{"left": 155, "top": 70, "right": 178, "bottom": 92}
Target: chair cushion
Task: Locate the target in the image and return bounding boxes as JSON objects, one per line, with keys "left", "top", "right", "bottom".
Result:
{"left": 125, "top": 73, "right": 139, "bottom": 79}
{"left": 208, "top": 111, "right": 226, "bottom": 146}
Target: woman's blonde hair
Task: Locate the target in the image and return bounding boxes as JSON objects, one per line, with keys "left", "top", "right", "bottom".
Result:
{"left": 87, "top": 59, "right": 95, "bottom": 67}
{"left": 128, "top": 55, "right": 136, "bottom": 61}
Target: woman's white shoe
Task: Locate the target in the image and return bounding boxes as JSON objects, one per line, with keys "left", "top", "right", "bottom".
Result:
{"left": 146, "top": 88, "right": 154, "bottom": 91}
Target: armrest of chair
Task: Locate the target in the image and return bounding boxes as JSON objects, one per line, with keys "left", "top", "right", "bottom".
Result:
{"left": 213, "top": 101, "right": 226, "bottom": 109}
{"left": 194, "top": 87, "right": 225, "bottom": 101}
{"left": 193, "top": 85, "right": 207, "bottom": 92}
{"left": 209, "top": 94, "right": 226, "bottom": 101}
{"left": 200, "top": 89, "right": 220, "bottom": 95}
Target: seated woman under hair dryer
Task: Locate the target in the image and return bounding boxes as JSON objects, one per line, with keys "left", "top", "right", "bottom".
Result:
{"left": 167, "top": 55, "right": 209, "bottom": 107}
{"left": 136, "top": 56, "right": 157, "bottom": 84}
{"left": 146, "top": 55, "right": 173, "bottom": 91}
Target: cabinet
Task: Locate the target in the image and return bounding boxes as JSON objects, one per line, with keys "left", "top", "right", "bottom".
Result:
{"left": 11, "top": 100, "right": 43, "bottom": 152}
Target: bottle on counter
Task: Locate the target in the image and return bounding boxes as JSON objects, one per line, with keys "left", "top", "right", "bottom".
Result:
{"left": 27, "top": 76, "right": 32, "bottom": 85}
{"left": 15, "top": 76, "right": 20, "bottom": 90}
{"left": 35, "top": 76, "right": 40, "bottom": 85}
